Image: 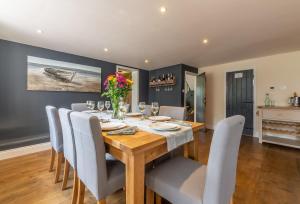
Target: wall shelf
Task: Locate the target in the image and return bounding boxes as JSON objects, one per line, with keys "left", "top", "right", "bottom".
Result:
{"left": 149, "top": 79, "right": 176, "bottom": 87}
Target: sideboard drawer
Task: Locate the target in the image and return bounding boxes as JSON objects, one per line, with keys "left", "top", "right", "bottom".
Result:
{"left": 262, "top": 109, "right": 300, "bottom": 122}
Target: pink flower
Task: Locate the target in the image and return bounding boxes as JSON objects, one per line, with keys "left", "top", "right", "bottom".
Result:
{"left": 116, "top": 72, "right": 126, "bottom": 83}
{"left": 104, "top": 79, "right": 109, "bottom": 90}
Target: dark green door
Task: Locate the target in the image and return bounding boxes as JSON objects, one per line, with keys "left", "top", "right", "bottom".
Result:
{"left": 196, "top": 73, "right": 206, "bottom": 123}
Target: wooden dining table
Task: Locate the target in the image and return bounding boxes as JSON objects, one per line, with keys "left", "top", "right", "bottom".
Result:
{"left": 102, "top": 121, "right": 205, "bottom": 204}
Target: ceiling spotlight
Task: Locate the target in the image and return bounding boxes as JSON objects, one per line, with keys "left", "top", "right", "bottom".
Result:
{"left": 145, "top": 59, "right": 149, "bottom": 64}
{"left": 104, "top": 48, "right": 109, "bottom": 52}
{"left": 36, "top": 29, "right": 43, "bottom": 34}
{"left": 202, "top": 38, "right": 209, "bottom": 44}
{"left": 160, "top": 6, "right": 167, "bottom": 14}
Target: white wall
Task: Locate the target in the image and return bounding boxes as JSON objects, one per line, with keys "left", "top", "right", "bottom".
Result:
{"left": 199, "top": 50, "right": 300, "bottom": 132}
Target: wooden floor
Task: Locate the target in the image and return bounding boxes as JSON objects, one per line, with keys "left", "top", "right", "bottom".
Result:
{"left": 0, "top": 132, "right": 299, "bottom": 204}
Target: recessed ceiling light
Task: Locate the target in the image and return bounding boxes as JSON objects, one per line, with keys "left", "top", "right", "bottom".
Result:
{"left": 160, "top": 6, "right": 167, "bottom": 14}
{"left": 145, "top": 59, "right": 149, "bottom": 64}
{"left": 202, "top": 38, "right": 209, "bottom": 44}
{"left": 104, "top": 48, "right": 109, "bottom": 52}
{"left": 36, "top": 29, "right": 43, "bottom": 34}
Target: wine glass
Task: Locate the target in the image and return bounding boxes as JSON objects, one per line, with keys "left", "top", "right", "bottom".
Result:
{"left": 97, "top": 101, "right": 105, "bottom": 111}
{"left": 139, "top": 102, "right": 146, "bottom": 120}
{"left": 90, "top": 101, "right": 96, "bottom": 110}
{"left": 119, "top": 101, "right": 127, "bottom": 120}
{"left": 151, "top": 102, "right": 159, "bottom": 117}
{"left": 97, "top": 101, "right": 104, "bottom": 118}
{"left": 86, "top": 101, "right": 95, "bottom": 110}
{"left": 105, "top": 101, "right": 111, "bottom": 112}
{"left": 86, "top": 101, "right": 91, "bottom": 109}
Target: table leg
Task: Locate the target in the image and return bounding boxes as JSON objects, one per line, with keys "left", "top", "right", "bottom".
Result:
{"left": 193, "top": 130, "right": 200, "bottom": 161}
{"left": 183, "top": 143, "right": 188, "bottom": 158}
{"left": 125, "top": 152, "right": 145, "bottom": 204}
{"left": 187, "top": 130, "right": 200, "bottom": 161}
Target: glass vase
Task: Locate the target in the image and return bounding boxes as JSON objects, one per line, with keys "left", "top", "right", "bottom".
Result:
{"left": 111, "top": 98, "right": 120, "bottom": 119}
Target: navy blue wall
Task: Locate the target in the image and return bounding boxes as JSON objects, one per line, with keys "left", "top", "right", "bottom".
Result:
{"left": 148, "top": 64, "right": 198, "bottom": 107}
{"left": 0, "top": 39, "right": 197, "bottom": 150}
{"left": 0, "top": 39, "right": 148, "bottom": 149}
{"left": 149, "top": 64, "right": 183, "bottom": 106}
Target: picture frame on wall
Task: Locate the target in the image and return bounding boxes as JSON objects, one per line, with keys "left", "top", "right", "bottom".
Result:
{"left": 27, "top": 56, "right": 101, "bottom": 92}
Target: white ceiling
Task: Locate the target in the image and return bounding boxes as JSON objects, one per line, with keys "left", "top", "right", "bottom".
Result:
{"left": 1, "top": 0, "right": 300, "bottom": 70}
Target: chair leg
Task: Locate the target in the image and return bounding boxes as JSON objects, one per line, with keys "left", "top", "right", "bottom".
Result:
{"left": 54, "top": 152, "right": 63, "bottom": 183}
{"left": 71, "top": 171, "right": 78, "bottom": 204}
{"left": 97, "top": 199, "right": 106, "bottom": 204}
{"left": 49, "top": 147, "right": 56, "bottom": 172}
{"left": 77, "top": 179, "right": 86, "bottom": 204}
{"left": 156, "top": 193, "right": 162, "bottom": 204}
{"left": 146, "top": 188, "right": 154, "bottom": 204}
{"left": 61, "top": 159, "right": 70, "bottom": 190}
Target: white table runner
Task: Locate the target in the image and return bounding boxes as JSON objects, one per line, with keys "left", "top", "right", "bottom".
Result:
{"left": 91, "top": 112, "right": 194, "bottom": 151}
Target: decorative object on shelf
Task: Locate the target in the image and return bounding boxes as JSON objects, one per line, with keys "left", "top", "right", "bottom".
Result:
{"left": 264, "top": 93, "right": 272, "bottom": 107}
{"left": 149, "top": 73, "right": 176, "bottom": 91}
{"left": 27, "top": 56, "right": 101, "bottom": 92}
{"left": 102, "top": 72, "right": 133, "bottom": 119}
{"left": 288, "top": 92, "right": 300, "bottom": 107}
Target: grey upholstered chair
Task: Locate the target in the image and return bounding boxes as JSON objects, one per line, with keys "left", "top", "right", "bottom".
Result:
{"left": 159, "top": 106, "right": 186, "bottom": 120}
{"left": 58, "top": 108, "right": 79, "bottom": 204}
{"left": 70, "top": 112, "right": 125, "bottom": 204}
{"left": 71, "top": 103, "right": 89, "bottom": 112}
{"left": 45, "top": 106, "right": 64, "bottom": 183}
{"left": 146, "top": 115, "right": 245, "bottom": 204}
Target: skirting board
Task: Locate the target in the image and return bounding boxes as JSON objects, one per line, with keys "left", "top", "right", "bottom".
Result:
{"left": 0, "top": 142, "right": 51, "bottom": 161}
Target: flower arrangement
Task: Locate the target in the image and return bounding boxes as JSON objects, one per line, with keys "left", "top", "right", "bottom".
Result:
{"left": 102, "top": 72, "right": 133, "bottom": 118}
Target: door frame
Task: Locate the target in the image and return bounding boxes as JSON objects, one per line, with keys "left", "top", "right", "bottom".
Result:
{"left": 224, "top": 68, "right": 258, "bottom": 137}
{"left": 116, "top": 65, "right": 139, "bottom": 112}
{"left": 184, "top": 71, "right": 197, "bottom": 122}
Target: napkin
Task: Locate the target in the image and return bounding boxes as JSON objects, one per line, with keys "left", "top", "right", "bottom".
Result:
{"left": 107, "top": 126, "right": 137, "bottom": 135}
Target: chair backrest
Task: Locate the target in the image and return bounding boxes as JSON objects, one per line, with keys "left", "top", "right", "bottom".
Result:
{"left": 71, "top": 103, "right": 89, "bottom": 112}
{"left": 45, "top": 106, "right": 63, "bottom": 152}
{"left": 159, "top": 106, "right": 186, "bottom": 120}
{"left": 70, "top": 112, "right": 108, "bottom": 200}
{"left": 203, "top": 115, "right": 245, "bottom": 204}
{"left": 58, "top": 108, "right": 76, "bottom": 169}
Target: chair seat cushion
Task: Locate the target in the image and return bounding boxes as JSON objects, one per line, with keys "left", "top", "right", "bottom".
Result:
{"left": 106, "top": 159, "right": 125, "bottom": 195}
{"left": 146, "top": 157, "right": 206, "bottom": 204}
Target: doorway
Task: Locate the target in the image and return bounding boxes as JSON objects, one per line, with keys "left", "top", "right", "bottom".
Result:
{"left": 226, "top": 69, "right": 254, "bottom": 136}
{"left": 116, "top": 65, "right": 139, "bottom": 112}
{"left": 184, "top": 72, "right": 206, "bottom": 123}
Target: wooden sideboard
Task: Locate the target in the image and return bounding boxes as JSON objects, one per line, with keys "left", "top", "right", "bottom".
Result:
{"left": 257, "top": 106, "right": 300, "bottom": 149}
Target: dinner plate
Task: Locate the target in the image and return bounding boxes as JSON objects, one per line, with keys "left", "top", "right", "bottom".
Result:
{"left": 149, "top": 116, "right": 171, "bottom": 121}
{"left": 149, "top": 122, "right": 180, "bottom": 131}
{"left": 125, "top": 112, "right": 143, "bottom": 117}
{"left": 83, "top": 110, "right": 98, "bottom": 113}
{"left": 100, "top": 122, "right": 127, "bottom": 131}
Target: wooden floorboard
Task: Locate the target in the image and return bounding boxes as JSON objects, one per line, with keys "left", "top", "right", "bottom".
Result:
{"left": 0, "top": 132, "right": 299, "bottom": 204}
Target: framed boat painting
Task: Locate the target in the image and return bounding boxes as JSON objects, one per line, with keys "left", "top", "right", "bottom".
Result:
{"left": 27, "top": 56, "right": 101, "bottom": 92}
